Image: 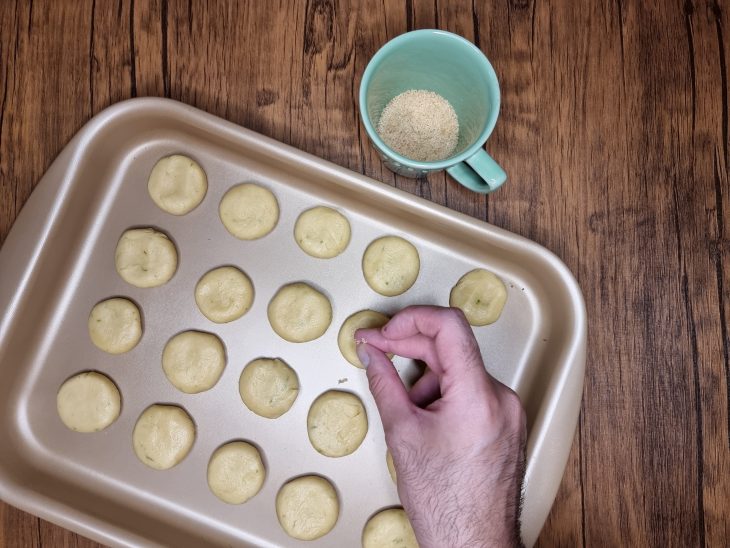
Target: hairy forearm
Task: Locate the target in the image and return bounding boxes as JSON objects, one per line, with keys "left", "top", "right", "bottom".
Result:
{"left": 357, "top": 307, "right": 528, "bottom": 548}
{"left": 395, "top": 443, "right": 525, "bottom": 548}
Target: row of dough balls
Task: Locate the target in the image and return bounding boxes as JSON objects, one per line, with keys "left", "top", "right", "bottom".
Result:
{"left": 146, "top": 154, "right": 350, "bottom": 256}
{"left": 55, "top": 372, "right": 411, "bottom": 543}
{"left": 114, "top": 225, "right": 423, "bottom": 300}
{"left": 147, "top": 154, "right": 350, "bottom": 259}
{"left": 100, "top": 264, "right": 505, "bottom": 367}
{"left": 148, "top": 155, "right": 350, "bottom": 258}
{"left": 89, "top": 291, "right": 392, "bottom": 376}
{"left": 114, "top": 225, "right": 507, "bottom": 325}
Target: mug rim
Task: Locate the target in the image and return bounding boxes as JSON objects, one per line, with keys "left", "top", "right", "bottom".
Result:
{"left": 358, "top": 29, "right": 501, "bottom": 170}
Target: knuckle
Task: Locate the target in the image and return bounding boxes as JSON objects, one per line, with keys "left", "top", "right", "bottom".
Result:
{"left": 461, "top": 337, "right": 482, "bottom": 364}
{"left": 473, "top": 386, "right": 525, "bottom": 432}
{"left": 502, "top": 389, "right": 526, "bottom": 430}
{"left": 444, "top": 306, "right": 469, "bottom": 326}
{"left": 443, "top": 307, "right": 480, "bottom": 349}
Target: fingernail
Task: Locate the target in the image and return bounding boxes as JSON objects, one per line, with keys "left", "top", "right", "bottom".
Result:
{"left": 356, "top": 344, "right": 371, "bottom": 368}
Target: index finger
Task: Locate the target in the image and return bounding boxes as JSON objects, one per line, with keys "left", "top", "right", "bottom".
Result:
{"left": 380, "top": 306, "right": 493, "bottom": 392}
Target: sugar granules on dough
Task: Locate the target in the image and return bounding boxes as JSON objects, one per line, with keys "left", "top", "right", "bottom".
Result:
{"left": 376, "top": 89, "right": 459, "bottom": 162}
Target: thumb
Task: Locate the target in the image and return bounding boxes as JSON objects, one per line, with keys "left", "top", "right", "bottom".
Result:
{"left": 356, "top": 343, "right": 413, "bottom": 434}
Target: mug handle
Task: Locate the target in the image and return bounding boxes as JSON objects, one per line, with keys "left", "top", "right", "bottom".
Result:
{"left": 446, "top": 149, "right": 507, "bottom": 193}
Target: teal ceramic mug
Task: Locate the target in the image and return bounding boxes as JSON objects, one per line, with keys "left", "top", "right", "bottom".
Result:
{"left": 359, "top": 29, "right": 506, "bottom": 193}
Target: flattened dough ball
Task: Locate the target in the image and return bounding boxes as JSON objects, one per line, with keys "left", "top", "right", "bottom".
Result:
{"left": 147, "top": 154, "right": 207, "bottom": 215}
{"left": 362, "top": 236, "right": 420, "bottom": 296}
{"left": 337, "top": 310, "right": 390, "bottom": 368}
{"left": 133, "top": 404, "right": 195, "bottom": 470}
{"left": 276, "top": 475, "right": 339, "bottom": 540}
{"left": 115, "top": 228, "right": 178, "bottom": 288}
{"left": 207, "top": 441, "right": 265, "bottom": 504}
{"left": 88, "top": 297, "right": 142, "bottom": 354}
{"left": 239, "top": 358, "right": 299, "bottom": 418}
{"left": 267, "top": 282, "right": 332, "bottom": 342}
{"left": 219, "top": 183, "right": 279, "bottom": 240}
{"left": 307, "top": 390, "right": 367, "bottom": 457}
{"left": 362, "top": 508, "right": 418, "bottom": 548}
{"left": 386, "top": 450, "right": 397, "bottom": 483}
{"left": 162, "top": 331, "right": 226, "bottom": 393}
{"left": 195, "top": 266, "right": 254, "bottom": 323}
{"left": 56, "top": 372, "right": 121, "bottom": 432}
{"left": 449, "top": 268, "right": 507, "bottom": 326}
{"left": 294, "top": 206, "right": 351, "bottom": 258}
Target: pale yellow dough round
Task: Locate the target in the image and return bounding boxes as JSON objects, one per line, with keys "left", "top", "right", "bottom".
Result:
{"left": 88, "top": 298, "right": 142, "bottom": 354}
{"left": 267, "top": 282, "right": 332, "bottom": 342}
{"left": 162, "top": 331, "right": 226, "bottom": 394}
{"left": 276, "top": 475, "right": 339, "bottom": 540}
{"left": 294, "top": 206, "right": 351, "bottom": 259}
{"left": 133, "top": 404, "right": 195, "bottom": 470}
{"left": 56, "top": 372, "right": 121, "bottom": 432}
{"left": 362, "top": 236, "right": 420, "bottom": 296}
{"left": 386, "top": 450, "right": 397, "bottom": 483}
{"left": 219, "top": 183, "right": 279, "bottom": 240}
{"left": 239, "top": 358, "right": 299, "bottom": 418}
{"left": 337, "top": 310, "right": 390, "bottom": 368}
{"left": 115, "top": 228, "right": 177, "bottom": 288}
{"left": 449, "top": 268, "right": 507, "bottom": 326}
{"left": 362, "top": 508, "right": 418, "bottom": 548}
{"left": 195, "top": 266, "right": 254, "bottom": 323}
{"left": 147, "top": 154, "right": 207, "bottom": 215}
{"left": 307, "top": 390, "right": 367, "bottom": 457}
{"left": 207, "top": 441, "right": 265, "bottom": 504}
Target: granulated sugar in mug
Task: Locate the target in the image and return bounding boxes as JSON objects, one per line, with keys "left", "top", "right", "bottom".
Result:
{"left": 376, "top": 89, "right": 459, "bottom": 162}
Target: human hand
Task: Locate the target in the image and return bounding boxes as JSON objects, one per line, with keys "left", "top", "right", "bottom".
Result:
{"left": 355, "top": 306, "right": 526, "bottom": 548}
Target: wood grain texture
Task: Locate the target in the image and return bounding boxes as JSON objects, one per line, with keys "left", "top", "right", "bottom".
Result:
{"left": 0, "top": 1, "right": 728, "bottom": 546}
{"left": 0, "top": 503, "right": 38, "bottom": 548}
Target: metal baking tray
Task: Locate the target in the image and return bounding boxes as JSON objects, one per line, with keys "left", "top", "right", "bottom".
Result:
{"left": 0, "top": 98, "right": 586, "bottom": 547}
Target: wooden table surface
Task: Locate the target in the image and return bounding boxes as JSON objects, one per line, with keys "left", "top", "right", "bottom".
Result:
{"left": 0, "top": 1, "right": 728, "bottom": 546}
